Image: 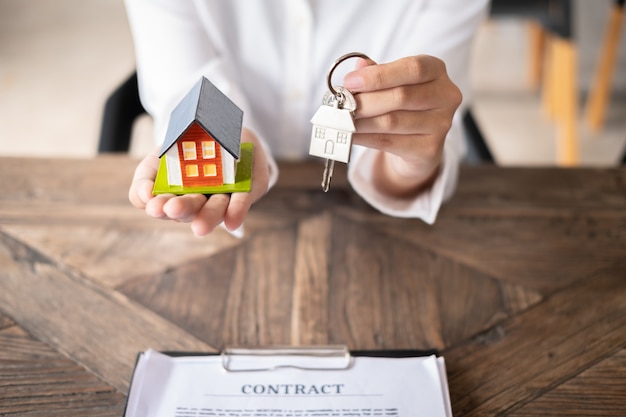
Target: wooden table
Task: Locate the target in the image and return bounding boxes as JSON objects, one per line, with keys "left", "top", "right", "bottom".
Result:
{"left": 1, "top": 156, "right": 625, "bottom": 416}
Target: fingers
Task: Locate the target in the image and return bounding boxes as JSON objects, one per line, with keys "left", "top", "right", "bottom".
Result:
{"left": 144, "top": 194, "right": 175, "bottom": 219}
{"left": 191, "top": 194, "right": 231, "bottom": 237}
{"left": 144, "top": 192, "right": 251, "bottom": 237}
{"left": 129, "top": 152, "right": 160, "bottom": 209}
{"left": 343, "top": 56, "right": 461, "bottom": 133}
{"left": 344, "top": 55, "right": 446, "bottom": 93}
{"left": 353, "top": 81, "right": 459, "bottom": 119}
{"left": 354, "top": 109, "right": 447, "bottom": 135}
{"left": 341, "top": 55, "right": 460, "bottom": 162}
{"left": 353, "top": 132, "right": 443, "bottom": 164}
{"left": 222, "top": 192, "right": 253, "bottom": 231}
{"left": 163, "top": 194, "right": 210, "bottom": 222}
{"left": 339, "top": 55, "right": 459, "bottom": 191}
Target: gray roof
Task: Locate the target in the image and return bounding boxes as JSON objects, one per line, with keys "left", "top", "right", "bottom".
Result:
{"left": 158, "top": 77, "right": 243, "bottom": 159}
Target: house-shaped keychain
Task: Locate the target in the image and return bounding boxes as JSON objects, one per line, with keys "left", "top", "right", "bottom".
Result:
{"left": 153, "top": 76, "right": 253, "bottom": 195}
{"left": 309, "top": 103, "right": 356, "bottom": 164}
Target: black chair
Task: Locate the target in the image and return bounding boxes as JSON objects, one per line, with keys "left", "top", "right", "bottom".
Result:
{"left": 98, "top": 72, "right": 146, "bottom": 153}
{"left": 462, "top": 110, "right": 494, "bottom": 163}
{"left": 490, "top": 0, "right": 573, "bottom": 39}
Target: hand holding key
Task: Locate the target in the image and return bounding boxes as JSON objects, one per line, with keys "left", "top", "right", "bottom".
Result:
{"left": 343, "top": 55, "right": 462, "bottom": 198}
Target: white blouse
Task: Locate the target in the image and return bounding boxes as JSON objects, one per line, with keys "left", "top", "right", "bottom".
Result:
{"left": 125, "top": 0, "right": 489, "bottom": 223}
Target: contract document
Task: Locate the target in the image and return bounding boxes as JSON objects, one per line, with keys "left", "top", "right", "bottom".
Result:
{"left": 124, "top": 349, "right": 452, "bottom": 417}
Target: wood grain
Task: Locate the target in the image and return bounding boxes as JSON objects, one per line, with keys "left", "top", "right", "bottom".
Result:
{"left": 445, "top": 263, "right": 626, "bottom": 416}
{"left": 451, "top": 167, "right": 626, "bottom": 212}
{"left": 0, "top": 156, "right": 137, "bottom": 205}
{"left": 121, "top": 209, "right": 545, "bottom": 352}
{"left": 380, "top": 214, "right": 626, "bottom": 293}
{"left": 120, "top": 225, "right": 300, "bottom": 347}
{"left": 1, "top": 157, "right": 625, "bottom": 416}
{"left": 0, "top": 231, "right": 212, "bottom": 393}
{"left": 2, "top": 223, "right": 240, "bottom": 288}
{"left": 0, "top": 326, "right": 124, "bottom": 416}
{"left": 118, "top": 248, "right": 240, "bottom": 348}
{"left": 510, "top": 349, "right": 626, "bottom": 416}
{"left": 326, "top": 213, "right": 542, "bottom": 350}
{"left": 291, "top": 212, "right": 333, "bottom": 345}
{"left": 0, "top": 157, "right": 348, "bottom": 205}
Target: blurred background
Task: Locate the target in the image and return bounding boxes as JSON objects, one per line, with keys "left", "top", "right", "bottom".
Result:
{"left": 1, "top": 0, "right": 625, "bottom": 165}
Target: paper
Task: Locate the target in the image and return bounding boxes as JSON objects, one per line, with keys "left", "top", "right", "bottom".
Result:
{"left": 125, "top": 350, "right": 452, "bottom": 417}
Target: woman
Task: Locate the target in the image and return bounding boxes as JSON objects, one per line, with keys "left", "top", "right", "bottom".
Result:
{"left": 126, "top": 0, "right": 490, "bottom": 236}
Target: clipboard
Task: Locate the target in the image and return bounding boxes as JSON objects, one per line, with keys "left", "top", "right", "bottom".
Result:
{"left": 161, "top": 345, "right": 439, "bottom": 371}
{"left": 123, "top": 346, "right": 450, "bottom": 417}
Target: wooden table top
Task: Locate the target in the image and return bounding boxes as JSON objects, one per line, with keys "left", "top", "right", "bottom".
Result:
{"left": 0, "top": 156, "right": 625, "bottom": 416}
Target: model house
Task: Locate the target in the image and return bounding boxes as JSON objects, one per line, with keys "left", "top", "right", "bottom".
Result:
{"left": 309, "top": 105, "right": 356, "bottom": 164}
{"left": 157, "top": 76, "right": 243, "bottom": 189}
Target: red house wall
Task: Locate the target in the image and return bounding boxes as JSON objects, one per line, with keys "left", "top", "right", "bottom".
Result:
{"left": 177, "top": 122, "right": 223, "bottom": 187}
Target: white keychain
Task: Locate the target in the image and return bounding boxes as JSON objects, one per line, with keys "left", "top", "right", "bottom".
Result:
{"left": 309, "top": 52, "right": 371, "bottom": 192}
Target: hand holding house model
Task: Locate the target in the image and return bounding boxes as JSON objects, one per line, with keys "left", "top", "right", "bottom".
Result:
{"left": 153, "top": 77, "right": 253, "bottom": 196}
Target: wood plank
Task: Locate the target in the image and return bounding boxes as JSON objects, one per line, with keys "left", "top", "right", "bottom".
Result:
{"left": 0, "top": 231, "right": 213, "bottom": 393}
{"left": 3, "top": 157, "right": 625, "bottom": 415}
{"left": 444, "top": 262, "right": 626, "bottom": 416}
{"left": 2, "top": 223, "right": 240, "bottom": 288}
{"left": 120, "top": 225, "right": 299, "bottom": 347}
{"left": 510, "top": 349, "right": 626, "bottom": 416}
{"left": 378, "top": 214, "right": 626, "bottom": 293}
{"left": 1, "top": 159, "right": 623, "bottom": 211}
{"left": 222, "top": 226, "right": 297, "bottom": 346}
{"left": 291, "top": 212, "right": 332, "bottom": 345}
{"left": 0, "top": 168, "right": 351, "bottom": 289}
{"left": 0, "top": 326, "right": 124, "bottom": 417}
{"left": 451, "top": 167, "right": 626, "bottom": 212}
{"left": 121, "top": 210, "right": 542, "bottom": 352}
{"left": 0, "top": 157, "right": 350, "bottom": 206}
{"left": 326, "top": 214, "right": 542, "bottom": 350}
{"left": 0, "top": 156, "right": 137, "bottom": 205}
{"left": 118, "top": 248, "right": 238, "bottom": 348}
{"left": 0, "top": 201, "right": 148, "bottom": 226}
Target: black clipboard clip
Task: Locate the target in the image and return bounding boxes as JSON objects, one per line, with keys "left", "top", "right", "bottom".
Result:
{"left": 221, "top": 345, "right": 353, "bottom": 372}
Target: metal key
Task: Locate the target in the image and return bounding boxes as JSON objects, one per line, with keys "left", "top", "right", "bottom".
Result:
{"left": 309, "top": 52, "right": 370, "bottom": 192}
{"left": 310, "top": 87, "right": 357, "bottom": 192}
{"left": 321, "top": 158, "right": 335, "bottom": 192}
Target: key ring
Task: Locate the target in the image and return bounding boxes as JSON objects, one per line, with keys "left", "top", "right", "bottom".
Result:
{"left": 326, "top": 52, "right": 372, "bottom": 100}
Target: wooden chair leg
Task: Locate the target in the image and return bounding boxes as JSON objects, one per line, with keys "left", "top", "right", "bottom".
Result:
{"left": 540, "top": 34, "right": 579, "bottom": 166}
{"left": 541, "top": 34, "right": 558, "bottom": 119}
{"left": 527, "top": 21, "right": 545, "bottom": 90}
{"left": 554, "top": 37, "right": 579, "bottom": 166}
{"left": 584, "top": 3, "right": 625, "bottom": 132}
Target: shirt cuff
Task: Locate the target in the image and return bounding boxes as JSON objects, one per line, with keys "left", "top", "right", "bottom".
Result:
{"left": 347, "top": 124, "right": 464, "bottom": 224}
